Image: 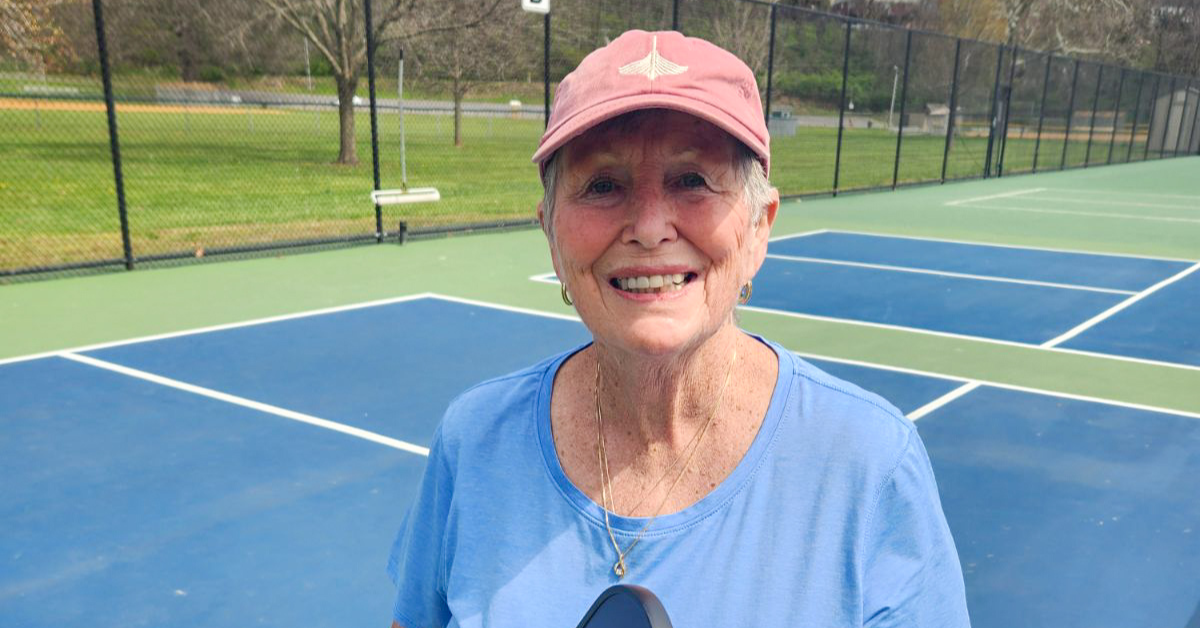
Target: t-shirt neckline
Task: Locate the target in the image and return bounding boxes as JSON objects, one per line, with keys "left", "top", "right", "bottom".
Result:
{"left": 535, "top": 333, "right": 795, "bottom": 536}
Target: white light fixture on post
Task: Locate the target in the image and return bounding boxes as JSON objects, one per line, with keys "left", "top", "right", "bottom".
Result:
{"left": 521, "top": 0, "right": 549, "bottom": 14}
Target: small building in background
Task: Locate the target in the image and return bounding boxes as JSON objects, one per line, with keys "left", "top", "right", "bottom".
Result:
{"left": 1148, "top": 85, "right": 1199, "bottom": 153}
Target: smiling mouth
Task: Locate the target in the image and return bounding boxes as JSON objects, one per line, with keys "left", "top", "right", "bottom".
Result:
{"left": 610, "top": 273, "right": 696, "bottom": 294}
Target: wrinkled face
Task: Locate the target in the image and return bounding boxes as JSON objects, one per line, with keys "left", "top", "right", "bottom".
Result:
{"left": 541, "top": 110, "right": 775, "bottom": 358}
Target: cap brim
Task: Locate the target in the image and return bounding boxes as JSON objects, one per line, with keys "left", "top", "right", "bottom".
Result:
{"left": 532, "top": 93, "right": 769, "bottom": 176}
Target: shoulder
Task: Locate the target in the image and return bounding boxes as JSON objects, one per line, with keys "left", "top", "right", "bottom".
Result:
{"left": 433, "top": 346, "right": 581, "bottom": 463}
{"left": 766, "top": 345, "right": 918, "bottom": 482}
{"left": 791, "top": 352, "right": 914, "bottom": 447}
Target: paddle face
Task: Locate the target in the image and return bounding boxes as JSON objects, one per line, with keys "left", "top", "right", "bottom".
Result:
{"left": 575, "top": 585, "right": 673, "bottom": 628}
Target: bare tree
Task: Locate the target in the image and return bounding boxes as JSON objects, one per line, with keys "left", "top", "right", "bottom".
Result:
{"left": 1, "top": 0, "right": 69, "bottom": 67}
{"left": 708, "top": 0, "right": 773, "bottom": 78}
{"left": 408, "top": 0, "right": 531, "bottom": 147}
{"left": 919, "top": 0, "right": 1199, "bottom": 76}
{"left": 917, "top": 0, "right": 1007, "bottom": 42}
{"left": 257, "top": 0, "right": 503, "bottom": 165}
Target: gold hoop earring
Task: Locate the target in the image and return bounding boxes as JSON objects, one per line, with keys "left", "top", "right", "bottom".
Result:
{"left": 738, "top": 281, "right": 753, "bottom": 305}
{"left": 561, "top": 284, "right": 573, "bottom": 306}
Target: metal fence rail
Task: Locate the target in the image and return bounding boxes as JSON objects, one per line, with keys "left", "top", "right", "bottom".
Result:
{"left": 2, "top": 0, "right": 1198, "bottom": 279}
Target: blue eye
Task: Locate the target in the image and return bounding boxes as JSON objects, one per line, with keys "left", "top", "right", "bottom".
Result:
{"left": 588, "top": 179, "right": 616, "bottom": 195}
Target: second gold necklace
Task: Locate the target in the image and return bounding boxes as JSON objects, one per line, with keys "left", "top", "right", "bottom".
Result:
{"left": 594, "top": 346, "right": 738, "bottom": 578}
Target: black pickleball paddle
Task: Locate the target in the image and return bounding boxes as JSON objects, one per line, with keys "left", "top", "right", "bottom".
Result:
{"left": 574, "top": 585, "right": 674, "bottom": 628}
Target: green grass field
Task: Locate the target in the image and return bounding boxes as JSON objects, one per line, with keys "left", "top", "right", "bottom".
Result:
{"left": 0, "top": 98, "right": 1168, "bottom": 272}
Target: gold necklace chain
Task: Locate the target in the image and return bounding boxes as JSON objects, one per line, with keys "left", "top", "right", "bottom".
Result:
{"left": 594, "top": 345, "right": 738, "bottom": 579}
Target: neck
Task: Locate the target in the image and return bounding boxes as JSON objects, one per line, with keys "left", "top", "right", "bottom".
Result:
{"left": 593, "top": 325, "right": 742, "bottom": 453}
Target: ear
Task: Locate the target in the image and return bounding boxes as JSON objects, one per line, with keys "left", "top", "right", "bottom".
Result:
{"left": 537, "top": 200, "right": 547, "bottom": 233}
{"left": 746, "top": 187, "right": 779, "bottom": 277}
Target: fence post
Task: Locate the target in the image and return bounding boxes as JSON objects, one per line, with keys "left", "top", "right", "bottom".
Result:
{"left": 997, "top": 45, "right": 1019, "bottom": 177}
{"left": 91, "top": 0, "right": 133, "bottom": 270}
{"left": 1059, "top": 59, "right": 1080, "bottom": 169}
{"left": 1032, "top": 54, "right": 1052, "bottom": 173}
{"left": 941, "top": 38, "right": 963, "bottom": 183}
{"left": 832, "top": 18, "right": 852, "bottom": 196}
{"left": 891, "top": 30, "right": 913, "bottom": 189}
{"left": 1084, "top": 64, "right": 1104, "bottom": 167}
{"left": 764, "top": 4, "right": 777, "bottom": 123}
{"left": 1144, "top": 74, "right": 1160, "bottom": 160}
{"left": 1106, "top": 68, "right": 1125, "bottom": 164}
{"left": 363, "top": 0, "right": 384, "bottom": 242}
{"left": 1128, "top": 72, "right": 1146, "bottom": 161}
{"left": 983, "top": 43, "right": 1005, "bottom": 178}
{"left": 544, "top": 13, "right": 551, "bottom": 129}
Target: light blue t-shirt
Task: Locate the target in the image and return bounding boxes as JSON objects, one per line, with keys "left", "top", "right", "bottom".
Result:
{"left": 387, "top": 337, "right": 969, "bottom": 627}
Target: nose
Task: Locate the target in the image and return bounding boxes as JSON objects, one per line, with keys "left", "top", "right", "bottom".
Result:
{"left": 622, "top": 185, "right": 677, "bottom": 249}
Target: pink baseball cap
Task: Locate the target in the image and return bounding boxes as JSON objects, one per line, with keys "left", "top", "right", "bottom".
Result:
{"left": 532, "top": 30, "right": 770, "bottom": 176}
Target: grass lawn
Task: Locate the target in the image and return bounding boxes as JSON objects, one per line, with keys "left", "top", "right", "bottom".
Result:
{"left": 0, "top": 99, "right": 1167, "bottom": 272}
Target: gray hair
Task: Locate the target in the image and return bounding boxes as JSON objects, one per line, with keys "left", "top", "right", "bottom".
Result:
{"left": 540, "top": 141, "right": 772, "bottom": 243}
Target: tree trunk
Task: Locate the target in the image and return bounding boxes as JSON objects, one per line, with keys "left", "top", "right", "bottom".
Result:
{"left": 174, "top": 23, "right": 198, "bottom": 82}
{"left": 335, "top": 74, "right": 359, "bottom": 165}
{"left": 453, "top": 74, "right": 463, "bottom": 147}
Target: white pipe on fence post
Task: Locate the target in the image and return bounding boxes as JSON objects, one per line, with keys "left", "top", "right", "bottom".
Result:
{"left": 399, "top": 53, "right": 407, "bottom": 189}
{"left": 889, "top": 65, "right": 899, "bottom": 130}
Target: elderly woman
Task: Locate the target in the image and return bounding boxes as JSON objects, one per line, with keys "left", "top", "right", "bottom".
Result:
{"left": 388, "top": 31, "right": 969, "bottom": 627}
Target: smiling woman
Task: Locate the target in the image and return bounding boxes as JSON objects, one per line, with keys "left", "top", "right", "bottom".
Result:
{"left": 386, "top": 30, "right": 970, "bottom": 628}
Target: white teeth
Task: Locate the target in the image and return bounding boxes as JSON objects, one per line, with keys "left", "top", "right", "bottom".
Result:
{"left": 616, "top": 273, "right": 689, "bottom": 293}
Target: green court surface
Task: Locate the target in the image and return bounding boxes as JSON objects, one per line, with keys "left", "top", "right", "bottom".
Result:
{"left": 3, "top": 155, "right": 1199, "bottom": 417}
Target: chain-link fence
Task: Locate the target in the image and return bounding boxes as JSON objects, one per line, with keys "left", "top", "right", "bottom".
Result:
{"left": 4, "top": 0, "right": 1199, "bottom": 279}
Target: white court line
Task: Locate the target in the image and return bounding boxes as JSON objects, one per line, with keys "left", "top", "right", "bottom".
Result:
{"left": 767, "top": 228, "right": 829, "bottom": 243}
{"left": 0, "top": 292, "right": 439, "bottom": 368}
{"left": 737, "top": 304, "right": 1200, "bottom": 373}
{"left": 421, "top": 297, "right": 1200, "bottom": 422}
{"left": 1041, "top": 262, "right": 1200, "bottom": 348}
{"left": 1031, "top": 196, "right": 1200, "bottom": 212}
{"left": 764, "top": 254, "right": 1136, "bottom": 295}
{"left": 821, "top": 229, "right": 1199, "bottom": 263}
{"left": 1047, "top": 188, "right": 1200, "bottom": 201}
{"left": 417, "top": 297, "right": 1200, "bottom": 421}
{"left": 955, "top": 202, "right": 1200, "bottom": 224}
{"left": 792, "top": 352, "right": 1200, "bottom": 421}
{"left": 427, "top": 293, "right": 582, "bottom": 323}
{"left": 8, "top": 293, "right": 1197, "bottom": 426}
{"left": 907, "top": 383, "right": 982, "bottom": 421}
{"left": 523, "top": 280, "right": 1188, "bottom": 371}
{"left": 59, "top": 352, "right": 430, "bottom": 457}
{"left": 944, "top": 188, "right": 1045, "bottom": 206}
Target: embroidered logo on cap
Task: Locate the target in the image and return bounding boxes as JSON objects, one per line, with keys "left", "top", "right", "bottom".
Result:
{"left": 618, "top": 36, "right": 688, "bottom": 81}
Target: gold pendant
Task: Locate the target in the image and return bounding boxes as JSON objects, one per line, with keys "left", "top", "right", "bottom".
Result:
{"left": 613, "top": 559, "right": 627, "bottom": 578}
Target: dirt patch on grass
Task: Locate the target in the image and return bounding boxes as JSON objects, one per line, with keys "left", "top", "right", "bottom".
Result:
{"left": 0, "top": 98, "right": 284, "bottom": 116}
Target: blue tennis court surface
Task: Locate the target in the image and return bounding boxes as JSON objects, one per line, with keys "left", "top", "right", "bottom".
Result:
{"left": 1059, "top": 269, "right": 1200, "bottom": 367}
{"left": 770, "top": 231, "right": 1190, "bottom": 291}
{"left": 757, "top": 230, "right": 1199, "bottom": 366}
{"left": 532, "top": 230, "right": 1199, "bottom": 367}
{"left": 753, "top": 255, "right": 1128, "bottom": 345}
{"left": 2, "top": 296, "right": 1198, "bottom": 627}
